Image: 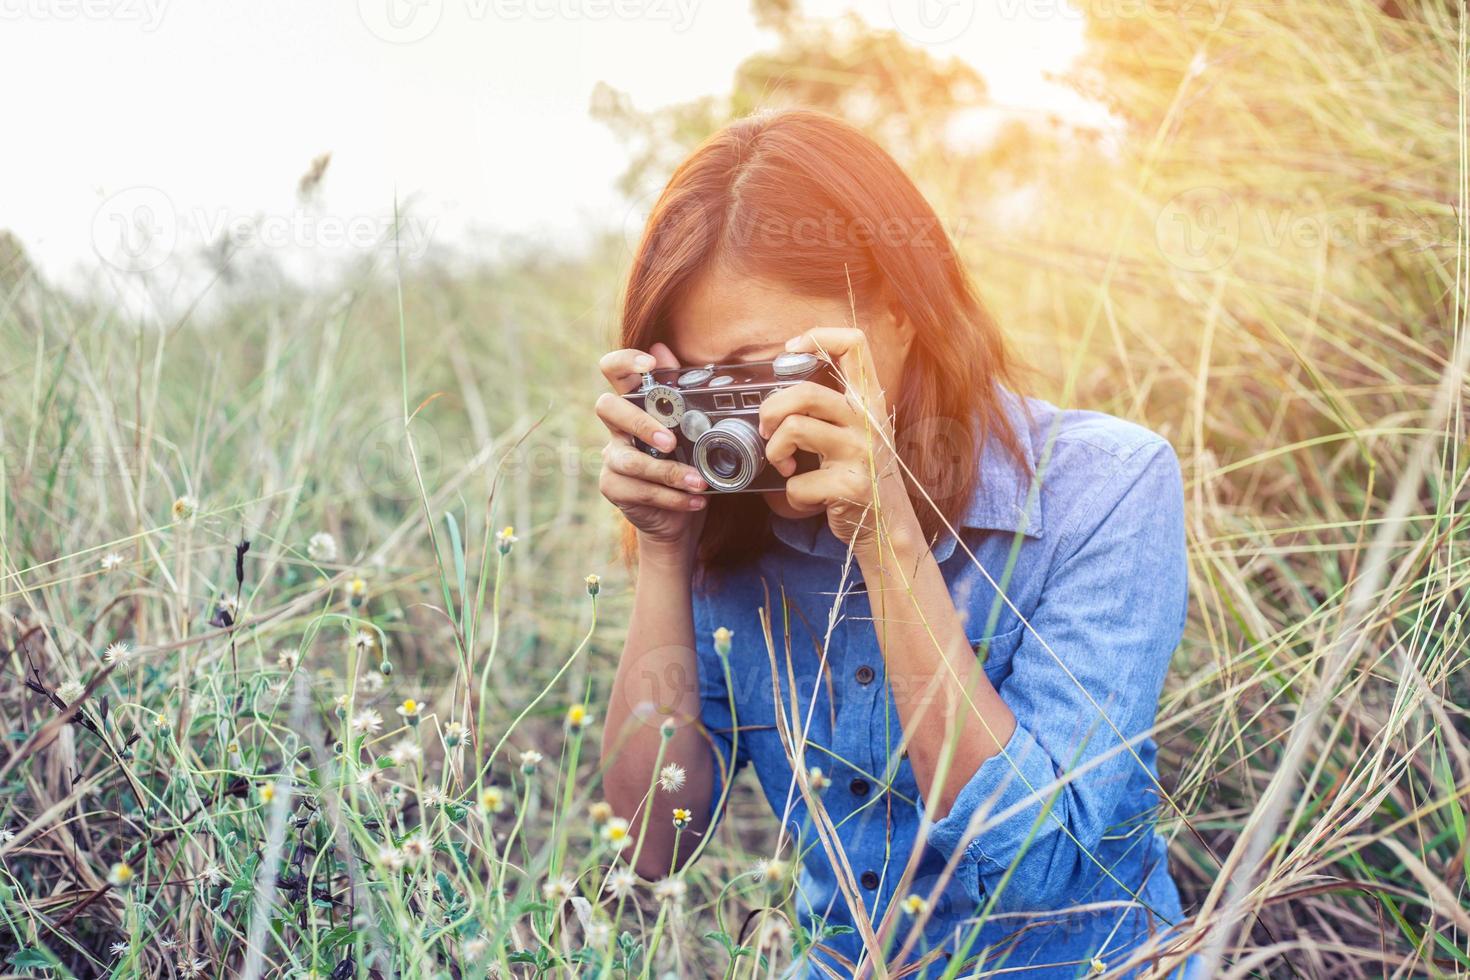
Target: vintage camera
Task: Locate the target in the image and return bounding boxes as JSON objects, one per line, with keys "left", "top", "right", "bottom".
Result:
{"left": 624, "top": 351, "right": 839, "bottom": 492}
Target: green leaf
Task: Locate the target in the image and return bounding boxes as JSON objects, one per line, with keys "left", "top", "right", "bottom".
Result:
{"left": 443, "top": 510, "right": 466, "bottom": 618}
{"left": 8, "top": 947, "right": 56, "bottom": 967}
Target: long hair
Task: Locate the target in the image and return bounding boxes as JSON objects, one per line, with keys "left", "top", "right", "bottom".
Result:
{"left": 619, "top": 108, "right": 1026, "bottom": 569}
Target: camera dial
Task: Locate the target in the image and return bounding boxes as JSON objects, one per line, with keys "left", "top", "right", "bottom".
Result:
{"left": 694, "top": 417, "right": 766, "bottom": 492}
{"left": 677, "top": 367, "right": 714, "bottom": 387}
{"left": 644, "top": 384, "right": 685, "bottom": 427}
{"left": 772, "top": 351, "right": 820, "bottom": 377}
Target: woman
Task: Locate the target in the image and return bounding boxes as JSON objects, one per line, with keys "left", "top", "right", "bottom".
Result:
{"left": 597, "top": 109, "right": 1191, "bottom": 978}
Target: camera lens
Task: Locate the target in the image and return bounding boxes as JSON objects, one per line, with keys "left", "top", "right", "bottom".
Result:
{"left": 693, "top": 418, "right": 765, "bottom": 492}
{"left": 707, "top": 446, "right": 740, "bottom": 479}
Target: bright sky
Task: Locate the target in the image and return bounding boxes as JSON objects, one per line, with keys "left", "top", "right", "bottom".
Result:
{"left": 0, "top": 0, "right": 1094, "bottom": 289}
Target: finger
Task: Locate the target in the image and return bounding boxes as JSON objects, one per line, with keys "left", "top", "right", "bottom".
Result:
{"left": 784, "top": 466, "right": 870, "bottom": 514}
{"left": 785, "top": 327, "right": 867, "bottom": 361}
{"left": 786, "top": 327, "right": 882, "bottom": 401}
{"left": 758, "top": 381, "right": 858, "bottom": 438}
{"left": 595, "top": 391, "right": 678, "bottom": 452}
{"left": 600, "top": 348, "right": 659, "bottom": 393}
{"left": 605, "top": 442, "right": 707, "bottom": 491}
{"left": 764, "top": 415, "right": 856, "bottom": 477}
{"left": 649, "top": 342, "right": 681, "bottom": 370}
{"left": 599, "top": 469, "right": 706, "bottom": 512}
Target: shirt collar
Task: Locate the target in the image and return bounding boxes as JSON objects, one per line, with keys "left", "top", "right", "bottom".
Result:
{"left": 770, "top": 388, "right": 1044, "bottom": 564}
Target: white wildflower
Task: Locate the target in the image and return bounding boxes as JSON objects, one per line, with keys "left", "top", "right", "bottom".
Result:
{"left": 307, "top": 532, "right": 338, "bottom": 563}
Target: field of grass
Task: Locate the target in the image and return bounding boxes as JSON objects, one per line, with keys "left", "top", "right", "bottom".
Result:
{"left": 1, "top": 0, "right": 1467, "bottom": 977}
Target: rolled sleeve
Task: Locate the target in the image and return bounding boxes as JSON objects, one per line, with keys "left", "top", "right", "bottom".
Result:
{"left": 917, "top": 438, "right": 1188, "bottom": 910}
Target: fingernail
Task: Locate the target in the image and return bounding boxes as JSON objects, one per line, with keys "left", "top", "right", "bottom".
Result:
{"left": 635, "top": 355, "right": 656, "bottom": 371}
{"left": 653, "top": 430, "right": 676, "bottom": 450}
{"left": 689, "top": 496, "right": 706, "bottom": 509}
{"left": 785, "top": 337, "right": 800, "bottom": 350}
{"left": 684, "top": 473, "right": 705, "bottom": 490}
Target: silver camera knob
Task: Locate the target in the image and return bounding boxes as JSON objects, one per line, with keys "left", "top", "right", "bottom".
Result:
{"left": 772, "top": 351, "right": 820, "bottom": 377}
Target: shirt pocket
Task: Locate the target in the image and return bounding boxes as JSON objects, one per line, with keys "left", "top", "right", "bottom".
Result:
{"left": 968, "top": 622, "right": 1026, "bottom": 684}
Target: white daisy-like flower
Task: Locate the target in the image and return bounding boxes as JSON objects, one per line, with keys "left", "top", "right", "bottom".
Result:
{"left": 276, "top": 648, "right": 300, "bottom": 671}
{"left": 0, "top": 828, "right": 15, "bottom": 844}
{"left": 712, "top": 626, "right": 734, "bottom": 656}
{"left": 565, "top": 703, "right": 591, "bottom": 729}
{"left": 420, "top": 787, "right": 446, "bottom": 809}
{"left": 388, "top": 739, "right": 422, "bottom": 767}
{"left": 376, "top": 846, "right": 405, "bottom": 870}
{"left": 158, "top": 936, "right": 179, "bottom": 951}
{"left": 56, "top": 680, "right": 85, "bottom": 705}
{"left": 901, "top": 894, "right": 929, "bottom": 916}
{"left": 495, "top": 525, "right": 518, "bottom": 555}
{"left": 202, "top": 864, "right": 226, "bottom": 886}
{"left": 351, "top": 708, "right": 383, "bottom": 736}
{"left": 807, "top": 766, "right": 830, "bottom": 792}
{"left": 519, "top": 749, "right": 542, "bottom": 774}
{"left": 107, "top": 862, "right": 135, "bottom": 887}
{"left": 584, "top": 919, "right": 611, "bottom": 948}
{"left": 754, "top": 858, "right": 787, "bottom": 883}
{"left": 100, "top": 552, "right": 125, "bottom": 572}
{"left": 479, "top": 786, "right": 506, "bottom": 813}
{"left": 178, "top": 955, "right": 207, "bottom": 977}
{"left": 441, "top": 721, "right": 467, "bottom": 749}
{"left": 604, "top": 868, "right": 637, "bottom": 899}
{"left": 307, "top": 532, "right": 338, "bottom": 563}
{"left": 172, "top": 495, "right": 198, "bottom": 521}
{"left": 541, "top": 876, "right": 576, "bottom": 903}
{"left": 757, "top": 914, "right": 792, "bottom": 951}
{"left": 658, "top": 763, "right": 686, "bottom": 793}
{"left": 652, "top": 878, "right": 686, "bottom": 905}
{"left": 600, "top": 817, "right": 631, "bottom": 851}
{"left": 110, "top": 942, "right": 129, "bottom": 956}
{"left": 103, "top": 642, "right": 133, "bottom": 667}
{"left": 358, "top": 672, "right": 385, "bottom": 694}
{"left": 400, "top": 836, "right": 430, "bottom": 863}
{"left": 355, "top": 767, "right": 381, "bottom": 790}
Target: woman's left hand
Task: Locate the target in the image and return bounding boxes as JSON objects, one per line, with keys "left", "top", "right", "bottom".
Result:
{"left": 758, "top": 327, "right": 921, "bottom": 556}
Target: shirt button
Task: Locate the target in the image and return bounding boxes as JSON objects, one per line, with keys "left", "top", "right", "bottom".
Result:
{"left": 860, "top": 870, "right": 880, "bottom": 889}
{"left": 854, "top": 664, "right": 875, "bottom": 685}
{"left": 850, "top": 777, "right": 870, "bottom": 797}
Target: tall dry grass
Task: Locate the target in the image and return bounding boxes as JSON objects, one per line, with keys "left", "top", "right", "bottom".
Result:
{"left": 0, "top": 0, "right": 1465, "bottom": 977}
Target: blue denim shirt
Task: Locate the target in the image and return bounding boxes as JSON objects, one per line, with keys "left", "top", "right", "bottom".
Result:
{"left": 691, "top": 392, "right": 1190, "bottom": 978}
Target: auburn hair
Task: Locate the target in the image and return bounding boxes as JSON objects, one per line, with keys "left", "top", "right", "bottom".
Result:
{"left": 619, "top": 108, "right": 1027, "bottom": 569}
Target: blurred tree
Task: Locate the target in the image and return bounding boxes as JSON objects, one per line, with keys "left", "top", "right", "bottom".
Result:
{"left": 590, "top": 2, "right": 995, "bottom": 201}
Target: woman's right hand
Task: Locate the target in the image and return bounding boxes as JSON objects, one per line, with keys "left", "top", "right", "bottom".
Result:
{"left": 596, "top": 343, "right": 708, "bottom": 546}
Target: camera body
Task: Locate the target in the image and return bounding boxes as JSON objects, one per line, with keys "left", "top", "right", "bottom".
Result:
{"left": 624, "top": 351, "right": 840, "bottom": 492}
